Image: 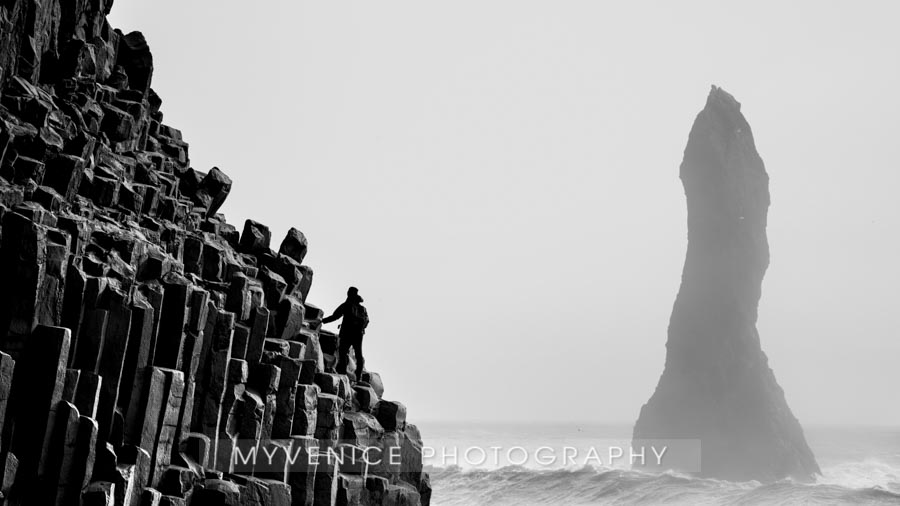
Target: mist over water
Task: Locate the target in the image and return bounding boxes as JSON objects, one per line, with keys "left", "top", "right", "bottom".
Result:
{"left": 108, "top": 1, "right": 900, "bottom": 430}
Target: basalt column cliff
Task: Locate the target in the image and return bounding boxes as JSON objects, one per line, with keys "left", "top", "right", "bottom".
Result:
{"left": 0, "top": 1, "right": 429, "bottom": 505}
{"left": 632, "top": 87, "right": 820, "bottom": 482}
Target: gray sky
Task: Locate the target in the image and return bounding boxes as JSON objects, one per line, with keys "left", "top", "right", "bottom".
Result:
{"left": 110, "top": 1, "right": 900, "bottom": 425}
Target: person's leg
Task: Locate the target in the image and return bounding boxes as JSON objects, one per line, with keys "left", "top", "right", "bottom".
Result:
{"left": 337, "top": 335, "right": 351, "bottom": 374}
{"left": 353, "top": 335, "right": 365, "bottom": 381}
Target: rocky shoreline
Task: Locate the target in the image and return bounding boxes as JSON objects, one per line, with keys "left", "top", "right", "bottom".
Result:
{"left": 0, "top": 1, "right": 429, "bottom": 504}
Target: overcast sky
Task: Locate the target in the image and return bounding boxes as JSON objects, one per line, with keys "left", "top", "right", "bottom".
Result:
{"left": 110, "top": 1, "right": 900, "bottom": 426}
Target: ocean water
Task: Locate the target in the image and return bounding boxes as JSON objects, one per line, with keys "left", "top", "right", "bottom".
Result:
{"left": 416, "top": 422, "right": 900, "bottom": 505}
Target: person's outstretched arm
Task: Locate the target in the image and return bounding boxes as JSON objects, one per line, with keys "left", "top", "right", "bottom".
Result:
{"left": 322, "top": 303, "right": 345, "bottom": 324}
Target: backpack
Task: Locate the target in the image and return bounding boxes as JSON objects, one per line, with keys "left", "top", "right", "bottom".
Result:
{"left": 344, "top": 303, "right": 369, "bottom": 330}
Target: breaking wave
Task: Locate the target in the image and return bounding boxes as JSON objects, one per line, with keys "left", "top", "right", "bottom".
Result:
{"left": 428, "top": 461, "right": 900, "bottom": 505}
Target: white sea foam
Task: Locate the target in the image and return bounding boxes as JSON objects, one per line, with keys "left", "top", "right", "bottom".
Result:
{"left": 818, "top": 459, "right": 900, "bottom": 492}
{"left": 421, "top": 423, "right": 900, "bottom": 505}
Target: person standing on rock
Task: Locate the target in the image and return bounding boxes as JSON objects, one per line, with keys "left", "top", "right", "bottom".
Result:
{"left": 323, "top": 286, "right": 370, "bottom": 381}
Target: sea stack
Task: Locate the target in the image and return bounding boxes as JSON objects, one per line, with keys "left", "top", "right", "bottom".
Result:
{"left": 632, "top": 86, "right": 820, "bottom": 482}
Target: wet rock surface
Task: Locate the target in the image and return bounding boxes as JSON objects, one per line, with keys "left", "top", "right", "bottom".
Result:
{"left": 0, "top": 1, "right": 428, "bottom": 504}
{"left": 632, "top": 86, "right": 820, "bottom": 483}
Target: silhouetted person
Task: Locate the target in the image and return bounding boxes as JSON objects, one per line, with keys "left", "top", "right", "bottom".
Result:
{"left": 323, "top": 287, "right": 369, "bottom": 381}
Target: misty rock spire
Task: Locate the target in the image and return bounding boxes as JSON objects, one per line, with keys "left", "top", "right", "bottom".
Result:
{"left": 632, "top": 86, "right": 820, "bottom": 482}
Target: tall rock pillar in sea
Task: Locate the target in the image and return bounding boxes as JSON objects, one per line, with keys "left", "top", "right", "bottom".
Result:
{"left": 632, "top": 86, "right": 820, "bottom": 482}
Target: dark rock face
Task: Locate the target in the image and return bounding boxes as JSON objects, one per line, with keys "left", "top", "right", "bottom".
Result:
{"left": 0, "top": 1, "right": 428, "bottom": 504}
{"left": 633, "top": 87, "right": 820, "bottom": 483}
